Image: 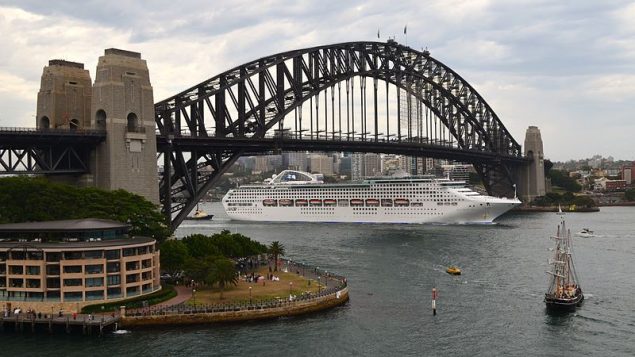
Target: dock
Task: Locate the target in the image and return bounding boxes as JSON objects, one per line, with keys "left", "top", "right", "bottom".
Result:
{"left": 0, "top": 313, "right": 120, "bottom": 335}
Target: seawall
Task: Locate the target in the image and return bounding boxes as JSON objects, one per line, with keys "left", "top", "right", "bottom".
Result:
{"left": 120, "top": 287, "right": 349, "bottom": 327}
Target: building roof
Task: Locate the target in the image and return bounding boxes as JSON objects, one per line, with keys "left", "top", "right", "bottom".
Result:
{"left": 0, "top": 236, "right": 155, "bottom": 250}
{"left": 0, "top": 219, "right": 130, "bottom": 233}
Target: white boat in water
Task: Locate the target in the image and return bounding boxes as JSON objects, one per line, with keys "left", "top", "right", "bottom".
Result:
{"left": 574, "top": 228, "right": 595, "bottom": 238}
{"left": 222, "top": 170, "right": 520, "bottom": 224}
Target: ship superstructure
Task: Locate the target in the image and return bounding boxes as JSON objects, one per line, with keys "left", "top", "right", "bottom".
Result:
{"left": 222, "top": 170, "right": 520, "bottom": 223}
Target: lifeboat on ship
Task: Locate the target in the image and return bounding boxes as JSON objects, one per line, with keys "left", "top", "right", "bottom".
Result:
{"left": 350, "top": 199, "right": 364, "bottom": 207}
{"left": 309, "top": 199, "right": 323, "bottom": 206}
{"left": 365, "top": 199, "right": 380, "bottom": 207}
{"left": 279, "top": 199, "right": 294, "bottom": 207}
{"left": 323, "top": 199, "right": 337, "bottom": 206}
{"left": 295, "top": 199, "right": 308, "bottom": 206}
{"left": 262, "top": 199, "right": 277, "bottom": 207}
{"left": 394, "top": 198, "right": 410, "bottom": 207}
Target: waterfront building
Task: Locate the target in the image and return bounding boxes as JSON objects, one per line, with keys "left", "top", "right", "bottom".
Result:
{"left": 622, "top": 163, "right": 634, "bottom": 184}
{"left": 0, "top": 219, "right": 160, "bottom": 310}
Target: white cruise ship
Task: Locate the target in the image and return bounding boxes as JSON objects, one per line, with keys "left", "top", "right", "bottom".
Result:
{"left": 222, "top": 170, "right": 521, "bottom": 224}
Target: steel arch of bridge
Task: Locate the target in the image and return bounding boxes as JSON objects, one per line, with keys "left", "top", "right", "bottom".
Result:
{"left": 155, "top": 41, "right": 525, "bottom": 230}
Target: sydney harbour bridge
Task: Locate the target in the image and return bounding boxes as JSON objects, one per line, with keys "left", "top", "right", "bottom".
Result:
{"left": 0, "top": 41, "right": 541, "bottom": 231}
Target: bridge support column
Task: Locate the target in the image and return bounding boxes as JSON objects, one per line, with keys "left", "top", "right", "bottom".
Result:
{"left": 91, "top": 49, "right": 159, "bottom": 204}
{"left": 519, "top": 126, "right": 546, "bottom": 202}
{"left": 36, "top": 60, "right": 95, "bottom": 186}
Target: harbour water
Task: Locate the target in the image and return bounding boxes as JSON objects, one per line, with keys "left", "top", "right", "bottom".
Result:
{"left": 1, "top": 204, "right": 633, "bottom": 356}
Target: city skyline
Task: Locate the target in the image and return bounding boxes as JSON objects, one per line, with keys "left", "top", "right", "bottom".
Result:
{"left": 0, "top": 1, "right": 633, "bottom": 161}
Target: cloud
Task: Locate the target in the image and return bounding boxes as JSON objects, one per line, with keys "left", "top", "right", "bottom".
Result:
{"left": 0, "top": 0, "right": 633, "bottom": 161}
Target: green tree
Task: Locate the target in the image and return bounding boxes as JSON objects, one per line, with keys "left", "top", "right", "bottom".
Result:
{"left": 160, "top": 240, "right": 189, "bottom": 276}
{"left": 182, "top": 234, "right": 221, "bottom": 258}
{"left": 268, "top": 241, "right": 286, "bottom": 272}
{"left": 0, "top": 177, "right": 169, "bottom": 242}
{"left": 549, "top": 170, "right": 582, "bottom": 192}
{"left": 210, "top": 257, "right": 238, "bottom": 300}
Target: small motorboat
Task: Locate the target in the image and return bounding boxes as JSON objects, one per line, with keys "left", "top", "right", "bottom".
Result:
{"left": 574, "top": 228, "right": 594, "bottom": 238}
{"left": 185, "top": 204, "right": 214, "bottom": 220}
{"left": 446, "top": 266, "right": 461, "bottom": 275}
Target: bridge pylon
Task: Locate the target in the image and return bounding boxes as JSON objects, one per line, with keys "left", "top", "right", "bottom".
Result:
{"left": 91, "top": 49, "right": 159, "bottom": 204}
{"left": 519, "top": 126, "right": 546, "bottom": 201}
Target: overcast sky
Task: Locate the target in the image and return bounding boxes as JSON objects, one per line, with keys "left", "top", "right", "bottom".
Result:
{"left": 1, "top": 0, "right": 633, "bottom": 161}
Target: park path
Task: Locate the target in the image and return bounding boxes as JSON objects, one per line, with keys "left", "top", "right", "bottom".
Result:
{"left": 153, "top": 285, "right": 192, "bottom": 308}
{"left": 127, "top": 285, "right": 192, "bottom": 313}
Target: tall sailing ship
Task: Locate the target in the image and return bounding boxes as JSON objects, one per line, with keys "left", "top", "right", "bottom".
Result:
{"left": 544, "top": 213, "right": 584, "bottom": 311}
{"left": 222, "top": 170, "right": 520, "bottom": 224}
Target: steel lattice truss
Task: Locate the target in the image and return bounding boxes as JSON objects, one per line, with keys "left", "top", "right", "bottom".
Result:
{"left": 155, "top": 41, "right": 527, "bottom": 230}
{"left": 0, "top": 129, "right": 105, "bottom": 175}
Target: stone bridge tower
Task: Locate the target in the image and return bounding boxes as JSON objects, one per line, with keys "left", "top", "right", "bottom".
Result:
{"left": 36, "top": 60, "right": 92, "bottom": 130}
{"left": 519, "top": 126, "right": 546, "bottom": 201}
{"left": 91, "top": 49, "right": 159, "bottom": 204}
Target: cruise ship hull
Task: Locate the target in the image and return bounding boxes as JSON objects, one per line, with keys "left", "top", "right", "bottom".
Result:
{"left": 224, "top": 200, "right": 518, "bottom": 224}
{"left": 222, "top": 170, "right": 520, "bottom": 224}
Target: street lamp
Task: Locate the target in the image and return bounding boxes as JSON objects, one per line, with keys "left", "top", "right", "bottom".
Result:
{"left": 318, "top": 276, "right": 321, "bottom": 293}
{"left": 249, "top": 286, "right": 252, "bottom": 304}
{"left": 289, "top": 282, "right": 293, "bottom": 295}
{"left": 193, "top": 289, "right": 196, "bottom": 306}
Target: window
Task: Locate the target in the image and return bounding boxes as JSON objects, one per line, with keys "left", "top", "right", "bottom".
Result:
{"left": 107, "top": 287, "right": 122, "bottom": 299}
{"left": 105, "top": 250, "right": 120, "bottom": 260}
{"left": 46, "top": 252, "right": 61, "bottom": 262}
{"left": 85, "top": 277, "right": 104, "bottom": 287}
{"left": 26, "top": 279, "right": 41, "bottom": 288}
{"left": 84, "top": 250, "right": 103, "bottom": 259}
{"left": 126, "top": 261, "right": 139, "bottom": 271}
{"left": 26, "top": 266, "right": 40, "bottom": 275}
{"left": 86, "top": 290, "right": 104, "bottom": 301}
{"left": 126, "top": 273, "right": 139, "bottom": 283}
{"left": 63, "top": 279, "right": 82, "bottom": 287}
{"left": 126, "top": 286, "right": 139, "bottom": 297}
{"left": 107, "top": 262, "right": 120, "bottom": 273}
{"left": 64, "top": 252, "right": 82, "bottom": 260}
{"left": 85, "top": 264, "right": 103, "bottom": 274}
{"left": 46, "top": 278, "right": 60, "bottom": 289}
{"left": 46, "top": 265, "right": 60, "bottom": 275}
{"left": 95, "top": 109, "right": 107, "bottom": 130}
{"left": 64, "top": 292, "right": 82, "bottom": 301}
{"left": 9, "top": 265, "right": 23, "bottom": 274}
{"left": 63, "top": 265, "right": 82, "bottom": 274}
{"left": 107, "top": 275, "right": 120, "bottom": 286}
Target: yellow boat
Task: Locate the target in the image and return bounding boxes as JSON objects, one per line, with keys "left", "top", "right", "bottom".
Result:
{"left": 446, "top": 266, "right": 461, "bottom": 275}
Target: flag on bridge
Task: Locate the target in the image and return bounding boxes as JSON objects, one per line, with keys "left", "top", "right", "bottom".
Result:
{"left": 377, "top": 29, "right": 380, "bottom": 39}
{"left": 404, "top": 24, "right": 407, "bottom": 34}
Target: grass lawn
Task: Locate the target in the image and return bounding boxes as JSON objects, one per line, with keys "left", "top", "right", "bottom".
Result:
{"left": 188, "top": 266, "right": 324, "bottom": 305}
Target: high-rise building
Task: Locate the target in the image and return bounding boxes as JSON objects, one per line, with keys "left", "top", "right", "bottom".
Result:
{"left": 309, "top": 154, "right": 334, "bottom": 175}
{"left": 351, "top": 153, "right": 364, "bottom": 181}
{"left": 363, "top": 153, "right": 382, "bottom": 177}
{"left": 283, "top": 152, "right": 308, "bottom": 171}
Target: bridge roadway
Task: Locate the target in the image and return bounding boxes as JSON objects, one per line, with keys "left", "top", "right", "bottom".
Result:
{"left": 156, "top": 134, "right": 529, "bottom": 165}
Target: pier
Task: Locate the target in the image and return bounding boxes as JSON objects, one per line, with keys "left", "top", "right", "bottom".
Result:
{"left": 0, "top": 312, "right": 119, "bottom": 335}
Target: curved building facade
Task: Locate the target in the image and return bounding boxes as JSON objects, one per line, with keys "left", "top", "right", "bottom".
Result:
{"left": 0, "top": 219, "right": 160, "bottom": 310}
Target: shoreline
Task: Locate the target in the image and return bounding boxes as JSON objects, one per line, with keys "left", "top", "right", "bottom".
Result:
{"left": 120, "top": 286, "right": 349, "bottom": 328}
{"left": 513, "top": 206, "right": 599, "bottom": 212}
